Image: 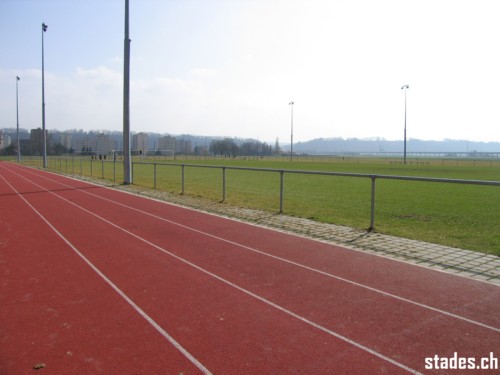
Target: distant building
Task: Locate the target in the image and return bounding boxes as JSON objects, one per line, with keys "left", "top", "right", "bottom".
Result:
{"left": 30, "top": 128, "right": 47, "bottom": 155}
{"left": 0, "top": 131, "right": 11, "bottom": 150}
{"left": 175, "top": 139, "right": 193, "bottom": 154}
{"left": 158, "top": 135, "right": 176, "bottom": 155}
{"left": 73, "top": 137, "right": 92, "bottom": 154}
{"left": 132, "top": 132, "right": 149, "bottom": 154}
{"left": 95, "top": 133, "right": 114, "bottom": 156}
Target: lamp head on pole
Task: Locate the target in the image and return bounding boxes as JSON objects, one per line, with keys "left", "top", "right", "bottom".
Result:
{"left": 42, "top": 23, "right": 48, "bottom": 32}
{"left": 16, "top": 76, "right": 20, "bottom": 81}
{"left": 289, "top": 101, "right": 294, "bottom": 106}
{"left": 401, "top": 84, "right": 409, "bottom": 90}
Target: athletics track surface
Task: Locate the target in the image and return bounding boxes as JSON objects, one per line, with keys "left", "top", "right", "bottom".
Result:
{"left": 0, "top": 161, "right": 498, "bottom": 374}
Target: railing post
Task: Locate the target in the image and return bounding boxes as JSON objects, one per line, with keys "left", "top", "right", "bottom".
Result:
{"left": 181, "top": 164, "right": 185, "bottom": 194}
{"left": 154, "top": 163, "right": 157, "bottom": 189}
{"left": 90, "top": 158, "right": 93, "bottom": 176}
{"left": 101, "top": 159, "right": 104, "bottom": 178}
{"left": 113, "top": 158, "right": 116, "bottom": 181}
{"left": 222, "top": 167, "right": 226, "bottom": 202}
{"left": 369, "top": 176, "right": 376, "bottom": 231}
{"left": 279, "top": 170, "right": 284, "bottom": 213}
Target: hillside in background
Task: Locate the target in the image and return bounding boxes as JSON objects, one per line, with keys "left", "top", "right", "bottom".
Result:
{"left": 291, "top": 138, "right": 500, "bottom": 155}
{"left": 1, "top": 127, "right": 499, "bottom": 155}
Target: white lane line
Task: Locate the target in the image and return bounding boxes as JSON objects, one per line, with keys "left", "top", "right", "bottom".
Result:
{"left": 0, "top": 172, "right": 213, "bottom": 375}
{"left": 18, "top": 164, "right": 500, "bottom": 334}
{"left": 6, "top": 164, "right": 422, "bottom": 374}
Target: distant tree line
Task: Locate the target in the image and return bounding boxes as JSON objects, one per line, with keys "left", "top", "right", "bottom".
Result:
{"left": 209, "top": 138, "right": 275, "bottom": 157}
{"left": 0, "top": 138, "right": 72, "bottom": 156}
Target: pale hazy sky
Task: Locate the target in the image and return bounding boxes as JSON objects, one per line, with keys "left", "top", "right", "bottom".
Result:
{"left": 1, "top": 0, "right": 499, "bottom": 143}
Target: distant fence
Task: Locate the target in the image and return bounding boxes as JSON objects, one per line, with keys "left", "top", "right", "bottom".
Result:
{"left": 22, "top": 156, "right": 500, "bottom": 232}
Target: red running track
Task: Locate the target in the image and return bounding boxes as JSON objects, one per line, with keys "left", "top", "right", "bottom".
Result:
{"left": 0, "top": 162, "right": 499, "bottom": 374}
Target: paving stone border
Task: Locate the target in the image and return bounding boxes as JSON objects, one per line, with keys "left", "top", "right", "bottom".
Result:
{"left": 77, "top": 176, "right": 500, "bottom": 286}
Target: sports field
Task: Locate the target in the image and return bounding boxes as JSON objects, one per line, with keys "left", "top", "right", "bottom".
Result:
{"left": 1, "top": 161, "right": 499, "bottom": 374}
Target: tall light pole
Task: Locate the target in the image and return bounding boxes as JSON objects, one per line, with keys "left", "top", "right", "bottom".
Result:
{"left": 42, "top": 22, "right": 48, "bottom": 168}
{"left": 16, "top": 76, "right": 21, "bottom": 163}
{"left": 289, "top": 101, "right": 294, "bottom": 161}
{"left": 401, "top": 85, "right": 409, "bottom": 164}
{"left": 123, "top": 0, "right": 132, "bottom": 184}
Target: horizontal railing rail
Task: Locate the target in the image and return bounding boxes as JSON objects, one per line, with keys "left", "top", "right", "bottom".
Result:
{"left": 131, "top": 161, "right": 500, "bottom": 231}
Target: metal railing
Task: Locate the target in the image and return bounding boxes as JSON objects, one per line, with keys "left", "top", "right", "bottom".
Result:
{"left": 23, "top": 156, "right": 500, "bottom": 232}
{"left": 131, "top": 161, "right": 500, "bottom": 231}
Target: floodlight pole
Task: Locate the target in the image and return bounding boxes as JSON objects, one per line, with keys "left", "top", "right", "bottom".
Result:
{"left": 401, "top": 85, "right": 409, "bottom": 164}
{"left": 16, "top": 76, "right": 21, "bottom": 163}
{"left": 289, "top": 101, "right": 294, "bottom": 161}
{"left": 42, "top": 23, "right": 48, "bottom": 168}
{"left": 123, "top": 0, "right": 132, "bottom": 184}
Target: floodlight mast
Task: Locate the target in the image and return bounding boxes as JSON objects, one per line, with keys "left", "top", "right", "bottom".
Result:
{"left": 289, "top": 101, "right": 294, "bottom": 161}
{"left": 42, "top": 23, "right": 48, "bottom": 168}
{"left": 401, "top": 85, "right": 409, "bottom": 164}
{"left": 123, "top": 0, "right": 132, "bottom": 184}
{"left": 16, "top": 76, "right": 20, "bottom": 162}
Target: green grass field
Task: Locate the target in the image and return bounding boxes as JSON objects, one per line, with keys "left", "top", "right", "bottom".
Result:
{"left": 18, "top": 155, "right": 500, "bottom": 256}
